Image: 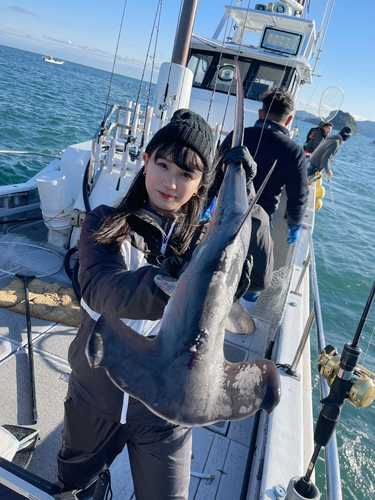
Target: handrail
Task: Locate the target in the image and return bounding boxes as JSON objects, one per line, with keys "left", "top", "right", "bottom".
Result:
{"left": 307, "top": 228, "right": 343, "bottom": 500}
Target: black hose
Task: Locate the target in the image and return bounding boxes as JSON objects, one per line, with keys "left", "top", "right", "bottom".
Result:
{"left": 63, "top": 246, "right": 81, "bottom": 300}
{"left": 62, "top": 157, "right": 91, "bottom": 300}
{"left": 63, "top": 247, "right": 77, "bottom": 280}
{"left": 82, "top": 159, "right": 92, "bottom": 214}
{"left": 72, "top": 258, "right": 81, "bottom": 301}
{"left": 0, "top": 216, "right": 43, "bottom": 225}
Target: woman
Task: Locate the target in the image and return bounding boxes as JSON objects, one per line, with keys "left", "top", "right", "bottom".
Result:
{"left": 57, "top": 109, "right": 273, "bottom": 500}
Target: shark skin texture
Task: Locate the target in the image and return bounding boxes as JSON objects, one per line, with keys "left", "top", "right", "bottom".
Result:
{"left": 86, "top": 160, "right": 281, "bottom": 426}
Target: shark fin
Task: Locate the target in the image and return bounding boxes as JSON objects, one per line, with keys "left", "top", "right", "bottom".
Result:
{"left": 154, "top": 274, "right": 178, "bottom": 296}
{"left": 226, "top": 300, "right": 256, "bottom": 334}
{"left": 86, "top": 312, "right": 155, "bottom": 370}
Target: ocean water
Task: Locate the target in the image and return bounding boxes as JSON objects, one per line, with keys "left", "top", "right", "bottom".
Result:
{"left": 1, "top": 44, "right": 375, "bottom": 499}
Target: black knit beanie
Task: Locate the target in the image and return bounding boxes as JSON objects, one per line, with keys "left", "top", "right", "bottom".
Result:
{"left": 340, "top": 126, "right": 352, "bottom": 141}
{"left": 146, "top": 109, "right": 214, "bottom": 173}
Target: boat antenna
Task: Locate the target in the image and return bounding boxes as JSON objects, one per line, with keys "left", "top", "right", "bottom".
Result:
{"left": 288, "top": 280, "right": 375, "bottom": 498}
{"left": 100, "top": 0, "right": 128, "bottom": 134}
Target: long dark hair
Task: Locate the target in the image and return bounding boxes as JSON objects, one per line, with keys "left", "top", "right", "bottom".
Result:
{"left": 94, "top": 141, "right": 215, "bottom": 254}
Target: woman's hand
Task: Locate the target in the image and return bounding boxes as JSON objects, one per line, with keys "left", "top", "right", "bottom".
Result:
{"left": 160, "top": 255, "right": 188, "bottom": 279}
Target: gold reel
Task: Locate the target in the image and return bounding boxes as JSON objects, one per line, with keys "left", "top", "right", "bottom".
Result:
{"left": 317, "top": 347, "right": 375, "bottom": 408}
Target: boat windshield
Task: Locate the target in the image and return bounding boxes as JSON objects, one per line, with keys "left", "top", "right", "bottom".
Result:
{"left": 187, "top": 49, "right": 293, "bottom": 100}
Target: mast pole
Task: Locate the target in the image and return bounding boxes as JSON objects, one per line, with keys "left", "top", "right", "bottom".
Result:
{"left": 171, "top": 0, "right": 199, "bottom": 67}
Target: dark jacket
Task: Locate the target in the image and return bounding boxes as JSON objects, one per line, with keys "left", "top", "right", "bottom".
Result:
{"left": 309, "top": 132, "right": 344, "bottom": 175}
{"left": 68, "top": 201, "right": 274, "bottom": 424}
{"left": 304, "top": 126, "right": 327, "bottom": 153}
{"left": 216, "top": 119, "right": 309, "bottom": 227}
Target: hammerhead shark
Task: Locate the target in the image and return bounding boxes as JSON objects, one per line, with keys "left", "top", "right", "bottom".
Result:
{"left": 86, "top": 65, "right": 281, "bottom": 426}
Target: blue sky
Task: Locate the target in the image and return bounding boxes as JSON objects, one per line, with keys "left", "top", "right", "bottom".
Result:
{"left": 1, "top": 0, "right": 374, "bottom": 121}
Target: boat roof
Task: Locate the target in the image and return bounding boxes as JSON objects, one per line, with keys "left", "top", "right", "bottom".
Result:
{"left": 224, "top": 6, "right": 315, "bottom": 34}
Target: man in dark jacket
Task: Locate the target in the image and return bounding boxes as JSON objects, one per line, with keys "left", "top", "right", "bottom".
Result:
{"left": 214, "top": 86, "right": 309, "bottom": 245}
{"left": 304, "top": 121, "right": 333, "bottom": 154}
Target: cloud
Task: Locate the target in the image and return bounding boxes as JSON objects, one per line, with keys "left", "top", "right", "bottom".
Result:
{"left": 42, "top": 36, "right": 112, "bottom": 56}
{"left": 76, "top": 44, "right": 112, "bottom": 56}
{"left": 43, "top": 35, "right": 76, "bottom": 46}
{"left": 351, "top": 113, "right": 368, "bottom": 122}
{"left": 9, "top": 6, "right": 35, "bottom": 16}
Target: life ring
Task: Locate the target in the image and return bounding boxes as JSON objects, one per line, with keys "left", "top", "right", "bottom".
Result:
{"left": 282, "top": 0, "right": 304, "bottom": 12}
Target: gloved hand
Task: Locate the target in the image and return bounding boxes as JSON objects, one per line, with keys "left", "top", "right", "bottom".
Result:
{"left": 286, "top": 223, "right": 301, "bottom": 244}
{"left": 160, "top": 255, "right": 187, "bottom": 279}
{"left": 234, "top": 256, "right": 253, "bottom": 301}
{"left": 224, "top": 145, "right": 257, "bottom": 184}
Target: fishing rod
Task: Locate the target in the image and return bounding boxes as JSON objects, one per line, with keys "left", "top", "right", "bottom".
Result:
{"left": 287, "top": 280, "right": 375, "bottom": 499}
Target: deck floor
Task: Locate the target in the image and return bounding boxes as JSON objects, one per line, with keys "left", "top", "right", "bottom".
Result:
{"left": 0, "top": 236, "right": 274, "bottom": 499}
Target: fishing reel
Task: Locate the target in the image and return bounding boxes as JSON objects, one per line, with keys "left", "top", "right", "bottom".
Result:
{"left": 317, "top": 344, "right": 375, "bottom": 408}
{"left": 127, "top": 136, "right": 140, "bottom": 162}
{"left": 158, "top": 95, "right": 177, "bottom": 113}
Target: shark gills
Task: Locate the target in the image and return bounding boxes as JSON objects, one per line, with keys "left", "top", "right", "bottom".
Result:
{"left": 86, "top": 160, "right": 281, "bottom": 426}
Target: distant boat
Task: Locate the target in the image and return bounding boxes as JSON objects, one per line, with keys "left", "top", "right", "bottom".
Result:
{"left": 42, "top": 55, "right": 65, "bottom": 65}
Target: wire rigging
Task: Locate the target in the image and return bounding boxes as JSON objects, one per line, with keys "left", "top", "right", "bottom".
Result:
{"left": 206, "top": 0, "right": 235, "bottom": 123}
{"left": 132, "top": 0, "right": 163, "bottom": 137}
{"left": 160, "top": 0, "right": 185, "bottom": 116}
{"left": 102, "top": 0, "right": 129, "bottom": 124}
{"left": 141, "top": 2, "right": 163, "bottom": 148}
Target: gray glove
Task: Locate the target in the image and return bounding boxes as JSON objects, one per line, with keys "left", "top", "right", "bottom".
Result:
{"left": 224, "top": 145, "right": 257, "bottom": 184}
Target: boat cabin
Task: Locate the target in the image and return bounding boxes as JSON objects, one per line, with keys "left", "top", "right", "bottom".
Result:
{"left": 187, "top": 5, "right": 315, "bottom": 131}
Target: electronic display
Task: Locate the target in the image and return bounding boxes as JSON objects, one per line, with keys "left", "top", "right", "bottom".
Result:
{"left": 261, "top": 27, "right": 302, "bottom": 55}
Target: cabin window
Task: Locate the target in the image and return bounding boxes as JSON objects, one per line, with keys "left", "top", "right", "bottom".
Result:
{"left": 188, "top": 53, "right": 214, "bottom": 86}
{"left": 245, "top": 64, "right": 291, "bottom": 100}
{"left": 188, "top": 49, "right": 292, "bottom": 100}
{"left": 207, "top": 56, "right": 251, "bottom": 94}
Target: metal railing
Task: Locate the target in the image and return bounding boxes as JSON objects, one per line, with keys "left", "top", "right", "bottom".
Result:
{"left": 308, "top": 228, "right": 343, "bottom": 500}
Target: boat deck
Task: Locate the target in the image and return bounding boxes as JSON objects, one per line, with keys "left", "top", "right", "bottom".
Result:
{"left": 0, "top": 239, "right": 270, "bottom": 499}
{"left": 0, "top": 185, "right": 316, "bottom": 499}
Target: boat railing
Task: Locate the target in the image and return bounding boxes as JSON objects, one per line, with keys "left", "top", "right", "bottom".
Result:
{"left": 88, "top": 101, "right": 229, "bottom": 191}
{"left": 281, "top": 226, "right": 343, "bottom": 498}
{"left": 307, "top": 227, "right": 343, "bottom": 500}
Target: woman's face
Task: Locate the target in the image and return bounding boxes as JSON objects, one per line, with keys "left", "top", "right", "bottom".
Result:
{"left": 143, "top": 152, "right": 203, "bottom": 216}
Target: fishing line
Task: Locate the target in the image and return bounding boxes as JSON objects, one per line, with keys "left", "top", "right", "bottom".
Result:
{"left": 248, "top": 3, "right": 307, "bottom": 160}
{"left": 159, "top": 0, "right": 185, "bottom": 117}
{"left": 102, "top": 0, "right": 128, "bottom": 123}
{"left": 206, "top": 0, "right": 235, "bottom": 124}
{"left": 218, "top": 0, "right": 252, "bottom": 143}
{"left": 362, "top": 323, "right": 375, "bottom": 367}
{"left": 140, "top": 3, "right": 162, "bottom": 148}
{"left": 311, "top": 0, "right": 336, "bottom": 74}
{"left": 327, "top": 181, "right": 343, "bottom": 246}
{"left": 131, "top": 0, "right": 163, "bottom": 147}
{"left": 297, "top": 61, "right": 329, "bottom": 121}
